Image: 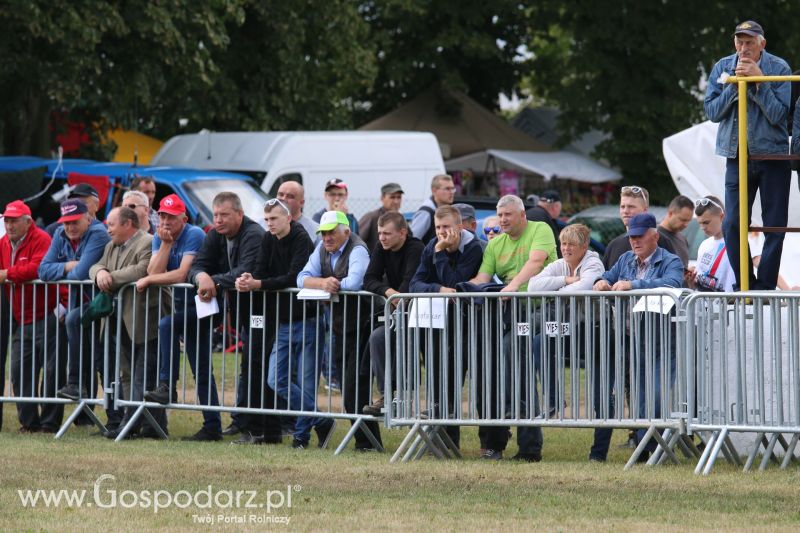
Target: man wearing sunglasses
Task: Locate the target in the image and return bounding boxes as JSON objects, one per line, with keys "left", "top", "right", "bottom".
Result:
{"left": 122, "top": 190, "right": 154, "bottom": 235}
{"left": 705, "top": 20, "right": 792, "bottom": 290}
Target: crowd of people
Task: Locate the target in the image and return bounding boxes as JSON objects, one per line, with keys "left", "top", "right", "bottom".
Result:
{"left": 0, "top": 18, "right": 797, "bottom": 463}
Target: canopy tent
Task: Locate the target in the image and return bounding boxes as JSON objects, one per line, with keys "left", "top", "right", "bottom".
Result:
{"left": 108, "top": 129, "right": 163, "bottom": 164}
{"left": 446, "top": 149, "right": 621, "bottom": 184}
{"left": 662, "top": 120, "right": 800, "bottom": 285}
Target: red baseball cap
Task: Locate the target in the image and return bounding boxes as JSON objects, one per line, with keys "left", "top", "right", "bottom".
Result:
{"left": 158, "top": 194, "right": 186, "bottom": 216}
{"left": 3, "top": 200, "right": 31, "bottom": 219}
{"left": 324, "top": 178, "right": 348, "bottom": 191}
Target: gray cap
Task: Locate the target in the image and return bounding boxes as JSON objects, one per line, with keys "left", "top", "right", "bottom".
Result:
{"left": 453, "top": 203, "right": 476, "bottom": 222}
{"left": 381, "top": 182, "right": 404, "bottom": 195}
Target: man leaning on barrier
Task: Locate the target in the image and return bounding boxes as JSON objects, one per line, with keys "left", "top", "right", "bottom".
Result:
{"left": 236, "top": 198, "right": 335, "bottom": 450}
{"left": 527, "top": 224, "right": 607, "bottom": 461}
{"left": 593, "top": 213, "right": 684, "bottom": 461}
{"left": 135, "top": 195, "right": 205, "bottom": 437}
{"left": 41, "top": 199, "right": 111, "bottom": 430}
{"left": 297, "top": 210, "right": 383, "bottom": 452}
{"left": 86, "top": 207, "right": 166, "bottom": 440}
{"left": 0, "top": 200, "right": 59, "bottom": 433}
{"left": 362, "top": 211, "right": 424, "bottom": 416}
{"left": 469, "top": 194, "right": 557, "bottom": 462}
{"left": 704, "top": 20, "right": 792, "bottom": 290}
{"left": 409, "top": 205, "right": 483, "bottom": 451}
{"left": 185, "top": 192, "right": 277, "bottom": 443}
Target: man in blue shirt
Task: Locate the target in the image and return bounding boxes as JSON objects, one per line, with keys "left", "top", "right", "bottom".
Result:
{"left": 138, "top": 195, "right": 206, "bottom": 437}
{"left": 297, "top": 210, "right": 380, "bottom": 451}
{"left": 704, "top": 20, "right": 792, "bottom": 290}
{"left": 594, "top": 213, "right": 684, "bottom": 461}
{"left": 42, "top": 199, "right": 116, "bottom": 431}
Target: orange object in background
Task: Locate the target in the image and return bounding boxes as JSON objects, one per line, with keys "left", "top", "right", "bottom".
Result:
{"left": 108, "top": 129, "right": 163, "bottom": 164}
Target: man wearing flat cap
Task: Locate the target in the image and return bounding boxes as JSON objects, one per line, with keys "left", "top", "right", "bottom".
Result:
{"left": 526, "top": 190, "right": 562, "bottom": 257}
{"left": 594, "top": 213, "right": 683, "bottom": 461}
{"left": 358, "top": 182, "right": 404, "bottom": 252}
{"left": 704, "top": 20, "right": 792, "bottom": 290}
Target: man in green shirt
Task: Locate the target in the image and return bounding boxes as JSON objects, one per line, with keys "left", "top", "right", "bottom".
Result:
{"left": 469, "top": 195, "right": 556, "bottom": 461}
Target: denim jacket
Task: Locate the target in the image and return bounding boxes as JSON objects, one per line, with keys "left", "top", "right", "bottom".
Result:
{"left": 601, "top": 247, "right": 683, "bottom": 290}
{"left": 704, "top": 50, "right": 791, "bottom": 158}
{"left": 793, "top": 99, "right": 800, "bottom": 155}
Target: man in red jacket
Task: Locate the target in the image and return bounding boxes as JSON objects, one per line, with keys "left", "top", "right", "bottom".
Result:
{"left": 0, "top": 200, "right": 59, "bottom": 432}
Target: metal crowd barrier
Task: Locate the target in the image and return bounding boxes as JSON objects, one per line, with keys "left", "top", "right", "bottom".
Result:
{"left": 384, "top": 290, "right": 695, "bottom": 467}
{"left": 109, "top": 284, "right": 386, "bottom": 454}
{"left": 685, "top": 292, "right": 800, "bottom": 474}
{"left": 0, "top": 280, "right": 115, "bottom": 437}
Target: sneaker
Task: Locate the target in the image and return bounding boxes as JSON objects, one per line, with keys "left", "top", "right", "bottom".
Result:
{"left": 314, "top": 419, "right": 336, "bottom": 449}
{"left": 144, "top": 383, "right": 176, "bottom": 405}
{"left": 56, "top": 384, "right": 86, "bottom": 401}
{"left": 481, "top": 449, "right": 503, "bottom": 460}
{"left": 291, "top": 439, "right": 308, "bottom": 449}
{"left": 362, "top": 396, "right": 385, "bottom": 416}
{"left": 511, "top": 453, "right": 541, "bottom": 463}
{"left": 181, "top": 428, "right": 223, "bottom": 442}
{"left": 231, "top": 432, "right": 266, "bottom": 445}
{"left": 222, "top": 423, "right": 241, "bottom": 437}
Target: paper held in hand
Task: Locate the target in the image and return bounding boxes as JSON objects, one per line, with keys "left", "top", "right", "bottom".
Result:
{"left": 297, "top": 288, "right": 339, "bottom": 302}
{"left": 407, "top": 297, "right": 447, "bottom": 329}
{"left": 194, "top": 295, "right": 220, "bottom": 319}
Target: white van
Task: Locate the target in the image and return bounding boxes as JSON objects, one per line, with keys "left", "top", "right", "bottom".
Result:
{"left": 151, "top": 131, "right": 446, "bottom": 217}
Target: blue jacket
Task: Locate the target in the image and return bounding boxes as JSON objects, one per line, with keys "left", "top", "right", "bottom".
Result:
{"left": 793, "top": 98, "right": 800, "bottom": 155}
{"left": 704, "top": 50, "right": 791, "bottom": 158}
{"left": 410, "top": 229, "right": 483, "bottom": 293}
{"left": 38, "top": 219, "right": 110, "bottom": 282}
{"left": 601, "top": 247, "right": 684, "bottom": 290}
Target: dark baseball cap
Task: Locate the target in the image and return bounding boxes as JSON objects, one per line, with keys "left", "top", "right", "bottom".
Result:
{"left": 58, "top": 199, "right": 89, "bottom": 223}
{"left": 540, "top": 190, "right": 561, "bottom": 203}
{"left": 453, "top": 203, "right": 476, "bottom": 222}
{"left": 69, "top": 183, "right": 100, "bottom": 200}
{"left": 733, "top": 20, "right": 764, "bottom": 37}
{"left": 627, "top": 213, "right": 657, "bottom": 237}
{"left": 381, "top": 182, "right": 404, "bottom": 195}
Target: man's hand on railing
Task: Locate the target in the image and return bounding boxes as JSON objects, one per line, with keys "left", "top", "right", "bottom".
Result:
{"left": 96, "top": 269, "right": 114, "bottom": 292}
{"left": 196, "top": 272, "right": 217, "bottom": 302}
{"left": 235, "top": 273, "right": 260, "bottom": 292}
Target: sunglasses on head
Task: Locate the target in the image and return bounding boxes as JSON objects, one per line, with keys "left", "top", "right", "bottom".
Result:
{"left": 124, "top": 203, "right": 144, "bottom": 210}
{"left": 483, "top": 226, "right": 502, "bottom": 235}
{"left": 264, "top": 198, "right": 290, "bottom": 214}
{"left": 695, "top": 197, "right": 723, "bottom": 210}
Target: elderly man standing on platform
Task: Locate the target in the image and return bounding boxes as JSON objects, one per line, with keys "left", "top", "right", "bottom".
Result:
{"left": 704, "top": 20, "right": 792, "bottom": 290}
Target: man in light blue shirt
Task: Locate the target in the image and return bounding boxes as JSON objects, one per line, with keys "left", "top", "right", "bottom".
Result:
{"left": 297, "top": 211, "right": 381, "bottom": 451}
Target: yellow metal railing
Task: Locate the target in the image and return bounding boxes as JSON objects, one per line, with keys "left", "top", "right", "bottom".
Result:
{"left": 724, "top": 74, "right": 800, "bottom": 291}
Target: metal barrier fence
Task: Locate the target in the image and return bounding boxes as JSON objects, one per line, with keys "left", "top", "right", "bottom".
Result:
{"left": 383, "top": 290, "right": 697, "bottom": 467}
{"left": 106, "top": 284, "right": 386, "bottom": 454}
{"left": 685, "top": 292, "right": 800, "bottom": 474}
{"left": 0, "top": 280, "right": 115, "bottom": 437}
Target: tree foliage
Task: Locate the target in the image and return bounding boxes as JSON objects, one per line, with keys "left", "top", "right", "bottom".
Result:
{"left": 523, "top": 0, "right": 800, "bottom": 204}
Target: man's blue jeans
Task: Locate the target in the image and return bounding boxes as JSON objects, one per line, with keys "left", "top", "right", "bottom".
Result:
{"left": 724, "top": 158, "right": 791, "bottom": 290}
{"left": 157, "top": 306, "right": 221, "bottom": 434}
{"left": 266, "top": 319, "right": 323, "bottom": 443}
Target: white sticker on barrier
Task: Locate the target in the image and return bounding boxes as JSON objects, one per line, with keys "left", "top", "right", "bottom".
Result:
{"left": 516, "top": 322, "right": 531, "bottom": 336}
{"left": 408, "top": 297, "right": 446, "bottom": 329}
{"left": 250, "top": 315, "right": 264, "bottom": 329}
{"left": 632, "top": 294, "right": 676, "bottom": 314}
{"left": 545, "top": 322, "right": 570, "bottom": 337}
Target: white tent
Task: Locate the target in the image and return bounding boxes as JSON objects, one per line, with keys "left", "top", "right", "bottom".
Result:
{"left": 445, "top": 148, "right": 621, "bottom": 184}
{"left": 662, "top": 120, "right": 800, "bottom": 285}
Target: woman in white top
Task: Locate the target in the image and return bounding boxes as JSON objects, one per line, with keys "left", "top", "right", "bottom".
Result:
{"left": 686, "top": 196, "right": 735, "bottom": 292}
{"left": 526, "top": 224, "right": 611, "bottom": 461}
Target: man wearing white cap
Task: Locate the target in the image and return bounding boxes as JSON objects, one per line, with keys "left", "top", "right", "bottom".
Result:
{"left": 297, "top": 210, "right": 381, "bottom": 451}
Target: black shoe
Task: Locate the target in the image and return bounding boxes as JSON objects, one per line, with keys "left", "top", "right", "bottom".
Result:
{"left": 481, "top": 449, "right": 503, "bottom": 460}
{"left": 511, "top": 453, "right": 541, "bottom": 463}
{"left": 139, "top": 425, "right": 168, "bottom": 439}
{"left": 291, "top": 439, "right": 308, "bottom": 449}
{"left": 74, "top": 413, "right": 94, "bottom": 427}
{"left": 315, "top": 419, "right": 336, "bottom": 449}
{"left": 635, "top": 450, "right": 652, "bottom": 464}
{"left": 104, "top": 426, "right": 137, "bottom": 440}
{"left": 144, "top": 383, "right": 176, "bottom": 405}
{"left": 231, "top": 432, "right": 266, "bottom": 445}
{"left": 38, "top": 426, "right": 58, "bottom": 434}
{"left": 222, "top": 423, "right": 241, "bottom": 437}
{"left": 181, "top": 428, "right": 223, "bottom": 442}
{"left": 57, "top": 385, "right": 86, "bottom": 401}
{"left": 589, "top": 455, "right": 607, "bottom": 463}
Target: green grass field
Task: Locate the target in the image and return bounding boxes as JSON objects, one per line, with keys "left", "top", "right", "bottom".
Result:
{"left": 2, "top": 399, "right": 800, "bottom": 532}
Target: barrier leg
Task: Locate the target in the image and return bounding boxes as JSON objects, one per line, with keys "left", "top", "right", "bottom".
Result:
{"left": 359, "top": 420, "right": 385, "bottom": 453}
{"left": 758, "top": 433, "right": 780, "bottom": 471}
{"left": 55, "top": 401, "right": 106, "bottom": 439}
{"left": 115, "top": 404, "right": 146, "bottom": 442}
{"left": 333, "top": 419, "right": 363, "bottom": 456}
{"left": 437, "top": 427, "right": 462, "bottom": 459}
{"left": 390, "top": 423, "right": 422, "bottom": 463}
{"left": 678, "top": 435, "right": 702, "bottom": 459}
{"left": 694, "top": 431, "right": 718, "bottom": 475}
{"left": 780, "top": 434, "right": 799, "bottom": 469}
{"left": 140, "top": 407, "right": 168, "bottom": 439}
{"left": 743, "top": 432, "right": 766, "bottom": 472}
{"left": 722, "top": 434, "right": 742, "bottom": 466}
{"left": 648, "top": 429, "right": 680, "bottom": 466}
{"left": 403, "top": 431, "right": 427, "bottom": 462}
{"left": 624, "top": 426, "right": 656, "bottom": 470}
{"left": 702, "top": 427, "right": 729, "bottom": 475}
{"left": 415, "top": 426, "right": 445, "bottom": 460}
